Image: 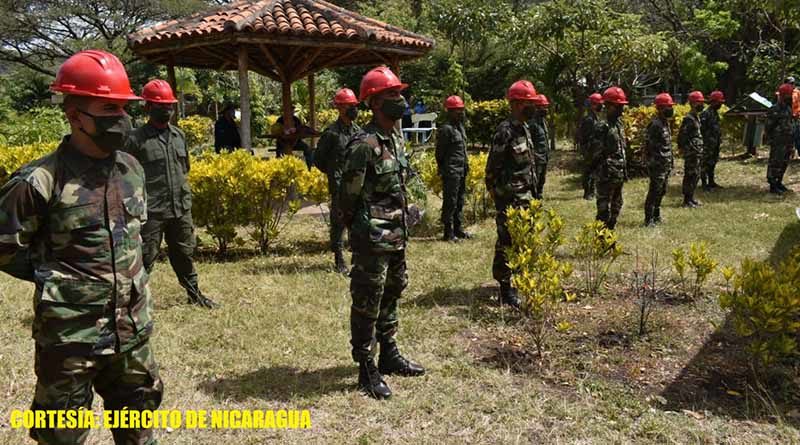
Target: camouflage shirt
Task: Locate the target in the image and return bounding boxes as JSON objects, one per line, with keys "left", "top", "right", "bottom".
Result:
{"left": 338, "top": 121, "right": 409, "bottom": 253}
{"left": 435, "top": 121, "right": 468, "bottom": 177}
{"left": 485, "top": 118, "right": 537, "bottom": 207}
{"left": 592, "top": 117, "right": 628, "bottom": 181}
{"left": 700, "top": 107, "right": 721, "bottom": 151}
{"left": 766, "top": 103, "right": 794, "bottom": 148}
{"left": 314, "top": 118, "right": 361, "bottom": 189}
{"left": 678, "top": 112, "right": 703, "bottom": 157}
{"left": 0, "top": 138, "right": 153, "bottom": 355}
{"left": 125, "top": 123, "right": 191, "bottom": 219}
{"left": 529, "top": 115, "right": 550, "bottom": 164}
{"left": 645, "top": 116, "right": 673, "bottom": 168}
{"left": 577, "top": 111, "right": 601, "bottom": 155}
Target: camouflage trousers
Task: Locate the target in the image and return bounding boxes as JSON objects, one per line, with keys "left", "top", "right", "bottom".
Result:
{"left": 30, "top": 340, "right": 162, "bottom": 445}
{"left": 441, "top": 174, "right": 466, "bottom": 229}
{"left": 581, "top": 151, "right": 596, "bottom": 197}
{"left": 645, "top": 165, "right": 671, "bottom": 217}
{"left": 349, "top": 250, "right": 408, "bottom": 362}
{"left": 682, "top": 153, "right": 702, "bottom": 195}
{"left": 327, "top": 183, "right": 347, "bottom": 253}
{"left": 535, "top": 163, "right": 548, "bottom": 199}
{"left": 767, "top": 144, "right": 791, "bottom": 183}
{"left": 702, "top": 144, "right": 720, "bottom": 180}
{"left": 596, "top": 179, "right": 624, "bottom": 228}
{"left": 493, "top": 202, "right": 526, "bottom": 287}
{"left": 142, "top": 212, "right": 200, "bottom": 299}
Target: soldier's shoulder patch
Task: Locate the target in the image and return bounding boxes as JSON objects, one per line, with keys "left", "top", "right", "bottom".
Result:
{"left": 116, "top": 151, "right": 145, "bottom": 176}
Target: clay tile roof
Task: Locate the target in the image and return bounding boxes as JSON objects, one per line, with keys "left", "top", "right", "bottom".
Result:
{"left": 129, "top": 0, "right": 434, "bottom": 51}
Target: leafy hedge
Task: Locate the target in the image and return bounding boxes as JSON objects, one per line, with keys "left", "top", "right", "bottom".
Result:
{"left": 177, "top": 115, "right": 214, "bottom": 153}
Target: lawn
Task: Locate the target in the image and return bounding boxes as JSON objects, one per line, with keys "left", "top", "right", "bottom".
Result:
{"left": 1, "top": 148, "right": 799, "bottom": 444}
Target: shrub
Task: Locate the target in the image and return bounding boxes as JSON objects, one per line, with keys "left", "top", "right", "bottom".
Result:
{"left": 672, "top": 241, "right": 718, "bottom": 299}
{"left": 0, "top": 142, "right": 59, "bottom": 184}
{"left": 178, "top": 115, "right": 214, "bottom": 153}
{"left": 575, "top": 221, "right": 623, "bottom": 298}
{"left": 719, "top": 249, "right": 800, "bottom": 366}
{"left": 506, "top": 200, "right": 574, "bottom": 357}
{"left": 0, "top": 107, "right": 69, "bottom": 146}
{"left": 464, "top": 151, "right": 493, "bottom": 222}
{"left": 467, "top": 100, "right": 509, "bottom": 147}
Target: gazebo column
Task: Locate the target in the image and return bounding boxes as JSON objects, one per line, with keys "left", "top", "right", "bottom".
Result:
{"left": 308, "top": 73, "right": 316, "bottom": 148}
{"left": 237, "top": 47, "right": 252, "bottom": 151}
{"left": 167, "top": 63, "right": 177, "bottom": 124}
{"left": 281, "top": 79, "right": 294, "bottom": 155}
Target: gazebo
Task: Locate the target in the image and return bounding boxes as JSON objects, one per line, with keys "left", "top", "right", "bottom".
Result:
{"left": 128, "top": 0, "right": 434, "bottom": 150}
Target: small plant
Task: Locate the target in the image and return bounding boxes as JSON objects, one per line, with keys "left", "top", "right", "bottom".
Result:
{"left": 719, "top": 249, "right": 800, "bottom": 366}
{"left": 575, "top": 221, "right": 623, "bottom": 298}
{"left": 672, "top": 242, "right": 718, "bottom": 299}
{"left": 506, "top": 200, "right": 574, "bottom": 358}
{"left": 629, "top": 249, "right": 665, "bottom": 337}
{"left": 178, "top": 115, "right": 214, "bottom": 152}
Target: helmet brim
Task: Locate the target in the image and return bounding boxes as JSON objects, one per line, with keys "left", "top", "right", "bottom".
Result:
{"left": 51, "top": 87, "right": 142, "bottom": 101}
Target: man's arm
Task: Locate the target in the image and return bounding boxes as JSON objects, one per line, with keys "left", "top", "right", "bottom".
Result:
{"left": 435, "top": 125, "right": 451, "bottom": 173}
{"left": 337, "top": 140, "right": 369, "bottom": 227}
{"left": 485, "top": 125, "right": 510, "bottom": 199}
{"left": 313, "top": 129, "right": 335, "bottom": 174}
{"left": 0, "top": 178, "right": 47, "bottom": 281}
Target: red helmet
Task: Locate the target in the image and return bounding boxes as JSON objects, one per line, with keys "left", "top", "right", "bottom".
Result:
{"left": 654, "top": 93, "right": 675, "bottom": 108}
{"left": 588, "top": 93, "right": 604, "bottom": 105}
{"left": 687, "top": 91, "right": 705, "bottom": 104}
{"left": 141, "top": 79, "right": 177, "bottom": 104}
{"left": 603, "top": 86, "right": 629, "bottom": 105}
{"left": 50, "top": 50, "right": 141, "bottom": 100}
{"left": 359, "top": 66, "right": 408, "bottom": 101}
{"left": 507, "top": 80, "right": 537, "bottom": 101}
{"left": 709, "top": 90, "right": 725, "bottom": 103}
{"left": 535, "top": 94, "right": 550, "bottom": 107}
{"left": 778, "top": 83, "right": 794, "bottom": 97}
{"left": 444, "top": 95, "right": 465, "bottom": 110}
{"left": 334, "top": 88, "right": 358, "bottom": 105}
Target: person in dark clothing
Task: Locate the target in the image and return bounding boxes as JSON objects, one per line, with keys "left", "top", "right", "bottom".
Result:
{"left": 273, "top": 110, "right": 318, "bottom": 169}
{"left": 214, "top": 103, "right": 241, "bottom": 153}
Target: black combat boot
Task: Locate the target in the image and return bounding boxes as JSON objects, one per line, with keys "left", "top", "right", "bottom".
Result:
{"left": 644, "top": 211, "right": 655, "bottom": 227}
{"left": 358, "top": 358, "right": 392, "bottom": 399}
{"left": 701, "top": 174, "right": 710, "bottom": 191}
{"left": 769, "top": 182, "right": 783, "bottom": 194}
{"left": 607, "top": 218, "right": 617, "bottom": 230}
{"left": 378, "top": 343, "right": 425, "bottom": 376}
{"left": 654, "top": 207, "right": 663, "bottom": 225}
{"left": 682, "top": 194, "right": 696, "bottom": 208}
{"left": 334, "top": 250, "right": 348, "bottom": 274}
{"left": 778, "top": 182, "right": 789, "bottom": 192}
{"left": 442, "top": 223, "right": 457, "bottom": 242}
{"left": 188, "top": 292, "right": 219, "bottom": 309}
{"left": 690, "top": 194, "right": 703, "bottom": 207}
{"left": 454, "top": 220, "right": 472, "bottom": 240}
{"left": 499, "top": 283, "right": 521, "bottom": 309}
{"left": 709, "top": 170, "right": 722, "bottom": 189}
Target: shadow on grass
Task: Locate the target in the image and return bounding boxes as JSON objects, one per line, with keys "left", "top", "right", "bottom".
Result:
{"left": 413, "top": 284, "right": 525, "bottom": 325}
{"left": 768, "top": 220, "right": 800, "bottom": 266}
{"left": 241, "top": 259, "right": 335, "bottom": 275}
{"left": 663, "top": 183, "right": 775, "bottom": 205}
{"left": 198, "top": 365, "right": 354, "bottom": 402}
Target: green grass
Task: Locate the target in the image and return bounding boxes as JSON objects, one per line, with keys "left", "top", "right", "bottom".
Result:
{"left": 1, "top": 149, "right": 799, "bottom": 444}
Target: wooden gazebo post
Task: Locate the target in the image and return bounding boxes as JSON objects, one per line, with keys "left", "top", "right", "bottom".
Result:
{"left": 308, "top": 73, "right": 317, "bottom": 148}
{"left": 237, "top": 47, "right": 252, "bottom": 151}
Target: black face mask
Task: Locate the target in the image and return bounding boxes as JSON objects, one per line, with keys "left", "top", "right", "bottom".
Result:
{"left": 380, "top": 97, "right": 408, "bottom": 121}
{"left": 79, "top": 110, "right": 132, "bottom": 153}
{"left": 607, "top": 104, "right": 623, "bottom": 120}
{"left": 663, "top": 108, "right": 675, "bottom": 118}
{"left": 711, "top": 103, "right": 722, "bottom": 111}
{"left": 694, "top": 104, "right": 704, "bottom": 113}
{"left": 522, "top": 105, "right": 536, "bottom": 121}
{"left": 592, "top": 104, "right": 604, "bottom": 113}
{"left": 149, "top": 107, "right": 173, "bottom": 124}
{"left": 345, "top": 106, "right": 359, "bottom": 121}
{"left": 448, "top": 110, "right": 464, "bottom": 123}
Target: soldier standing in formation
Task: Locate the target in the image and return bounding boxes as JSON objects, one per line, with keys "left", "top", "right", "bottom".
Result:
{"left": 678, "top": 91, "right": 706, "bottom": 208}
{"left": 592, "top": 87, "right": 629, "bottom": 230}
{"left": 0, "top": 50, "right": 162, "bottom": 444}
{"left": 485, "top": 80, "right": 539, "bottom": 309}
{"left": 436, "top": 95, "right": 471, "bottom": 242}
{"left": 577, "top": 93, "right": 604, "bottom": 200}
{"left": 530, "top": 94, "right": 551, "bottom": 199}
{"left": 701, "top": 90, "right": 725, "bottom": 190}
{"left": 644, "top": 93, "right": 676, "bottom": 227}
{"left": 125, "top": 79, "right": 219, "bottom": 309}
{"left": 338, "top": 66, "right": 425, "bottom": 400}
{"left": 766, "top": 83, "right": 795, "bottom": 194}
{"left": 314, "top": 88, "right": 362, "bottom": 273}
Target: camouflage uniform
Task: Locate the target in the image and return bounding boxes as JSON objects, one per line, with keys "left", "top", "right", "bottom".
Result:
{"left": 577, "top": 110, "right": 601, "bottom": 198}
{"left": 313, "top": 118, "right": 361, "bottom": 254}
{"left": 678, "top": 111, "right": 703, "bottom": 198}
{"left": 125, "top": 123, "right": 206, "bottom": 303}
{"left": 644, "top": 116, "right": 673, "bottom": 224}
{"left": 435, "top": 120, "right": 468, "bottom": 234}
{"left": 592, "top": 116, "right": 627, "bottom": 229}
{"left": 486, "top": 118, "right": 537, "bottom": 288}
{"left": 765, "top": 102, "right": 794, "bottom": 187}
{"left": 529, "top": 115, "right": 550, "bottom": 198}
{"left": 700, "top": 107, "right": 722, "bottom": 186}
{"left": 0, "top": 138, "right": 162, "bottom": 445}
{"left": 338, "top": 121, "right": 410, "bottom": 362}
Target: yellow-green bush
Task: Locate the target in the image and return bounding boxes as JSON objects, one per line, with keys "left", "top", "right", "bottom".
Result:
{"left": 719, "top": 249, "right": 800, "bottom": 366}
{"left": 575, "top": 221, "right": 623, "bottom": 298}
{"left": 0, "top": 107, "right": 69, "bottom": 147}
{"left": 672, "top": 241, "right": 718, "bottom": 299}
{"left": 0, "top": 142, "right": 59, "bottom": 184}
{"left": 467, "top": 100, "right": 510, "bottom": 147}
{"left": 178, "top": 115, "right": 214, "bottom": 152}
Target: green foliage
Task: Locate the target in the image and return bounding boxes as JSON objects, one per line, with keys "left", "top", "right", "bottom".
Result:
{"left": 719, "top": 250, "right": 800, "bottom": 366}
{"left": 506, "top": 200, "right": 574, "bottom": 357}
{"left": 575, "top": 221, "right": 623, "bottom": 298}
{"left": 678, "top": 44, "right": 729, "bottom": 93}
{"left": 177, "top": 115, "right": 214, "bottom": 152}
{"left": 0, "top": 142, "right": 59, "bottom": 183}
{"left": 0, "top": 107, "right": 69, "bottom": 147}
{"left": 467, "top": 100, "right": 509, "bottom": 147}
{"left": 673, "top": 242, "right": 718, "bottom": 299}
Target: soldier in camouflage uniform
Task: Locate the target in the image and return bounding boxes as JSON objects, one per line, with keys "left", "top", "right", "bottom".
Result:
{"left": 701, "top": 90, "right": 725, "bottom": 190}
{"left": 644, "top": 93, "right": 676, "bottom": 226}
{"left": 577, "top": 93, "right": 604, "bottom": 200}
{"left": 678, "top": 91, "right": 706, "bottom": 208}
{"left": 0, "top": 50, "right": 162, "bottom": 445}
{"left": 338, "top": 66, "right": 425, "bottom": 400}
{"left": 591, "top": 87, "right": 629, "bottom": 230}
{"left": 125, "top": 80, "right": 218, "bottom": 309}
{"left": 313, "top": 88, "right": 361, "bottom": 273}
{"left": 530, "top": 94, "right": 551, "bottom": 199}
{"left": 766, "top": 83, "right": 795, "bottom": 194}
{"left": 486, "top": 80, "right": 540, "bottom": 309}
{"left": 435, "top": 95, "right": 471, "bottom": 242}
